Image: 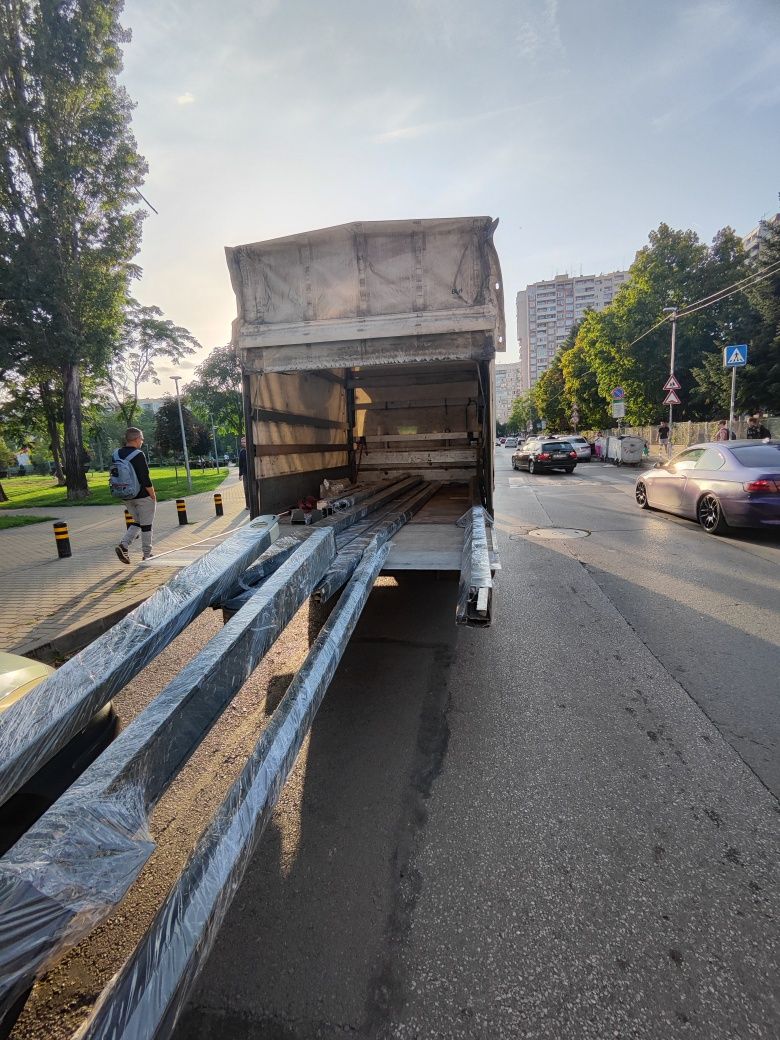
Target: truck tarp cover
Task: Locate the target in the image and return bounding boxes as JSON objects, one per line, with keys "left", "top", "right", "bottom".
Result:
{"left": 226, "top": 216, "right": 505, "bottom": 352}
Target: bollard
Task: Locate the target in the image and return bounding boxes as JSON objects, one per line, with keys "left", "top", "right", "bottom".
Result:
{"left": 124, "top": 509, "right": 134, "bottom": 529}
{"left": 176, "top": 498, "right": 188, "bottom": 525}
{"left": 214, "top": 493, "right": 224, "bottom": 517}
{"left": 53, "top": 521, "right": 72, "bottom": 559}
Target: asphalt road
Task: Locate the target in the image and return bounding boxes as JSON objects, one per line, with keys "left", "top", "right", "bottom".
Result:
{"left": 13, "top": 453, "right": 780, "bottom": 1040}
{"left": 172, "top": 452, "right": 779, "bottom": 1040}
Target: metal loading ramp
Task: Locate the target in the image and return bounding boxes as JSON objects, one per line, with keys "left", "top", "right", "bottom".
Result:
{"left": 0, "top": 475, "right": 496, "bottom": 1040}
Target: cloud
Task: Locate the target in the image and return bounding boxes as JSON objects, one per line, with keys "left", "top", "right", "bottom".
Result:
{"left": 176, "top": 92, "right": 195, "bottom": 105}
{"left": 372, "top": 103, "right": 539, "bottom": 145}
{"left": 516, "top": 0, "right": 565, "bottom": 62}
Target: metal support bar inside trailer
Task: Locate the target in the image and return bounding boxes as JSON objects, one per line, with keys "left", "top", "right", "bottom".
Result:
{"left": 75, "top": 540, "right": 391, "bottom": 1040}
{"left": 456, "top": 506, "right": 494, "bottom": 626}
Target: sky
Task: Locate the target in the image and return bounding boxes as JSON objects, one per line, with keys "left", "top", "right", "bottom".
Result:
{"left": 119, "top": 0, "right": 780, "bottom": 395}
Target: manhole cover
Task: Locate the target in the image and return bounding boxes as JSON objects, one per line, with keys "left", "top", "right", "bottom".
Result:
{"left": 528, "top": 527, "right": 590, "bottom": 540}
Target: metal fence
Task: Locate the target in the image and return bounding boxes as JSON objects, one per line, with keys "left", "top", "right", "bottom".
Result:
{"left": 583, "top": 415, "right": 779, "bottom": 448}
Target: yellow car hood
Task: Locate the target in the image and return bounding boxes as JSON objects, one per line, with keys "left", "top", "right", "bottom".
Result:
{"left": 0, "top": 651, "right": 55, "bottom": 712}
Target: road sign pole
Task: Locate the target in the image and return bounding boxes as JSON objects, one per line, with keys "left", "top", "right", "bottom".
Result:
{"left": 729, "top": 366, "right": 737, "bottom": 436}
{"left": 668, "top": 313, "right": 677, "bottom": 432}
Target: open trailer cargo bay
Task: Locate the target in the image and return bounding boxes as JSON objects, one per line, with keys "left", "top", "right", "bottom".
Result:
{"left": 227, "top": 216, "right": 505, "bottom": 574}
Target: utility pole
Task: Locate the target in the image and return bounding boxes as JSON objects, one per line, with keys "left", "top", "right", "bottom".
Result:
{"left": 171, "top": 376, "right": 193, "bottom": 492}
{"left": 663, "top": 306, "right": 678, "bottom": 435}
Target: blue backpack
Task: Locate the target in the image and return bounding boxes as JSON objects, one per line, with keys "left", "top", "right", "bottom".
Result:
{"left": 109, "top": 449, "right": 142, "bottom": 500}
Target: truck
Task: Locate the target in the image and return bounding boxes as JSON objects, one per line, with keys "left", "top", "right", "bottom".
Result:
{"left": 227, "top": 216, "right": 505, "bottom": 574}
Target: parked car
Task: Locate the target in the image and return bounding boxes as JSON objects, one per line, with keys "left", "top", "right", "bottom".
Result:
{"left": 634, "top": 440, "right": 780, "bottom": 534}
{"left": 552, "top": 434, "right": 592, "bottom": 461}
{"left": 512, "top": 439, "right": 578, "bottom": 474}
{"left": 504, "top": 436, "right": 519, "bottom": 449}
{"left": 0, "top": 651, "right": 119, "bottom": 853}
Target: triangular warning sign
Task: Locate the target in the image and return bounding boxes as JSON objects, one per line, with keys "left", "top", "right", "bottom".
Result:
{"left": 663, "top": 389, "right": 681, "bottom": 406}
{"left": 663, "top": 375, "right": 681, "bottom": 391}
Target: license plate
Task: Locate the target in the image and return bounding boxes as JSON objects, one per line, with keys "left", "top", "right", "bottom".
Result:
{"left": 553, "top": 453, "right": 566, "bottom": 459}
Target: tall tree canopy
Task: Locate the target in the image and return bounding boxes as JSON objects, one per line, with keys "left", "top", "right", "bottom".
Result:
{"left": 532, "top": 223, "right": 762, "bottom": 430}
{"left": 0, "top": 0, "right": 146, "bottom": 498}
{"left": 104, "top": 299, "right": 199, "bottom": 425}
{"left": 184, "top": 345, "right": 244, "bottom": 438}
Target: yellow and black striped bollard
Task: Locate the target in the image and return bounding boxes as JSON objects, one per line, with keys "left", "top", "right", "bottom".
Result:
{"left": 53, "top": 520, "right": 72, "bottom": 559}
{"left": 124, "top": 509, "right": 134, "bottom": 529}
{"left": 176, "top": 498, "right": 188, "bottom": 525}
{"left": 214, "top": 493, "right": 223, "bottom": 517}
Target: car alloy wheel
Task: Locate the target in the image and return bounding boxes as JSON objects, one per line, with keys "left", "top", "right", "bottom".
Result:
{"left": 528, "top": 459, "right": 536, "bottom": 474}
{"left": 635, "top": 482, "right": 649, "bottom": 509}
{"left": 697, "top": 493, "right": 727, "bottom": 535}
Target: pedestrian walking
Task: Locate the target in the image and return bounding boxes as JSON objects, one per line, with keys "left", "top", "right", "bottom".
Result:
{"left": 746, "top": 415, "right": 771, "bottom": 439}
{"left": 238, "top": 435, "right": 250, "bottom": 510}
{"left": 111, "top": 428, "right": 157, "bottom": 564}
{"left": 658, "top": 419, "right": 671, "bottom": 458}
{"left": 713, "top": 420, "right": 730, "bottom": 442}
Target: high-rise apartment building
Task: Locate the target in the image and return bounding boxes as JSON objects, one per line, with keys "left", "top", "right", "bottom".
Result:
{"left": 742, "top": 214, "right": 779, "bottom": 263}
{"left": 516, "top": 270, "right": 629, "bottom": 391}
{"left": 495, "top": 362, "right": 524, "bottom": 424}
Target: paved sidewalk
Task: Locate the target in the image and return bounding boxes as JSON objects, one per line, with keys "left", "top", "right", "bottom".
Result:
{"left": 0, "top": 470, "right": 249, "bottom": 658}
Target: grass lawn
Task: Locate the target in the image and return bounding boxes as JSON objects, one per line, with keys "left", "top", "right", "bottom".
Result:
{"left": 0, "top": 467, "right": 229, "bottom": 509}
{"left": 0, "top": 514, "right": 56, "bottom": 529}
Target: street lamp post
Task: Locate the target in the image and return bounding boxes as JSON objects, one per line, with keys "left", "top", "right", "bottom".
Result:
{"left": 171, "top": 376, "right": 193, "bottom": 492}
{"left": 663, "top": 306, "right": 678, "bottom": 437}
{"left": 210, "top": 414, "right": 219, "bottom": 472}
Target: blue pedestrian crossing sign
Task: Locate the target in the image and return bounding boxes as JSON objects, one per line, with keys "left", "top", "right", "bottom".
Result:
{"left": 723, "top": 344, "right": 748, "bottom": 368}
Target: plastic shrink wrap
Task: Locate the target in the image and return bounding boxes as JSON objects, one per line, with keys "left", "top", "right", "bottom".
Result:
{"left": 75, "top": 539, "right": 390, "bottom": 1040}
{"left": 0, "top": 528, "right": 335, "bottom": 1024}
{"left": 0, "top": 518, "right": 280, "bottom": 810}
{"left": 456, "top": 506, "right": 494, "bottom": 626}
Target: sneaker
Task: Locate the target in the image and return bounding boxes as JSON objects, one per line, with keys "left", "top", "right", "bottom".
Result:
{"left": 115, "top": 544, "right": 130, "bottom": 565}
{"left": 142, "top": 553, "right": 153, "bottom": 561}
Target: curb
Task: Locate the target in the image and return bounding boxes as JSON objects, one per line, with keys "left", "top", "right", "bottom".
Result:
{"left": 13, "top": 597, "right": 149, "bottom": 665}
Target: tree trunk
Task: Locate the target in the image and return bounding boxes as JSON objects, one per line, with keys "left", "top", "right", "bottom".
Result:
{"left": 62, "top": 362, "right": 90, "bottom": 500}
{"left": 39, "top": 382, "right": 66, "bottom": 485}
{"left": 0, "top": 482, "right": 7, "bottom": 504}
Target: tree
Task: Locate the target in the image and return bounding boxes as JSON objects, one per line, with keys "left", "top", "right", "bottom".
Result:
{"left": 0, "top": 0, "right": 147, "bottom": 499}
{"left": 0, "top": 368, "right": 68, "bottom": 482}
{"left": 507, "top": 390, "right": 536, "bottom": 434}
{"left": 154, "top": 397, "right": 210, "bottom": 457}
{"left": 104, "top": 300, "right": 199, "bottom": 425}
{"left": 532, "top": 354, "right": 568, "bottom": 431}
{"left": 0, "top": 435, "right": 17, "bottom": 502}
{"left": 743, "top": 215, "right": 780, "bottom": 412}
{"left": 184, "top": 345, "right": 244, "bottom": 439}
{"left": 550, "top": 224, "right": 760, "bottom": 427}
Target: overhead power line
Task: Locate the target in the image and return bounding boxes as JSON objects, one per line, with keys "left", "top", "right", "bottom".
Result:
{"left": 627, "top": 256, "right": 780, "bottom": 348}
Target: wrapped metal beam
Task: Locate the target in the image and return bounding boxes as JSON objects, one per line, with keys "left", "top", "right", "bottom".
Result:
{"left": 456, "top": 506, "right": 494, "bottom": 626}
{"left": 318, "top": 475, "right": 422, "bottom": 536}
{"left": 76, "top": 540, "right": 390, "bottom": 1040}
{"left": 313, "top": 482, "right": 439, "bottom": 603}
{"left": 0, "top": 529, "right": 335, "bottom": 1027}
{"left": 0, "top": 517, "right": 280, "bottom": 810}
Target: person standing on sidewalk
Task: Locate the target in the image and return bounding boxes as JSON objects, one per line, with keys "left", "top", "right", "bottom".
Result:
{"left": 114, "top": 428, "right": 156, "bottom": 564}
{"left": 658, "top": 419, "right": 671, "bottom": 458}
{"left": 713, "top": 419, "right": 731, "bottom": 442}
{"left": 238, "top": 435, "right": 250, "bottom": 510}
